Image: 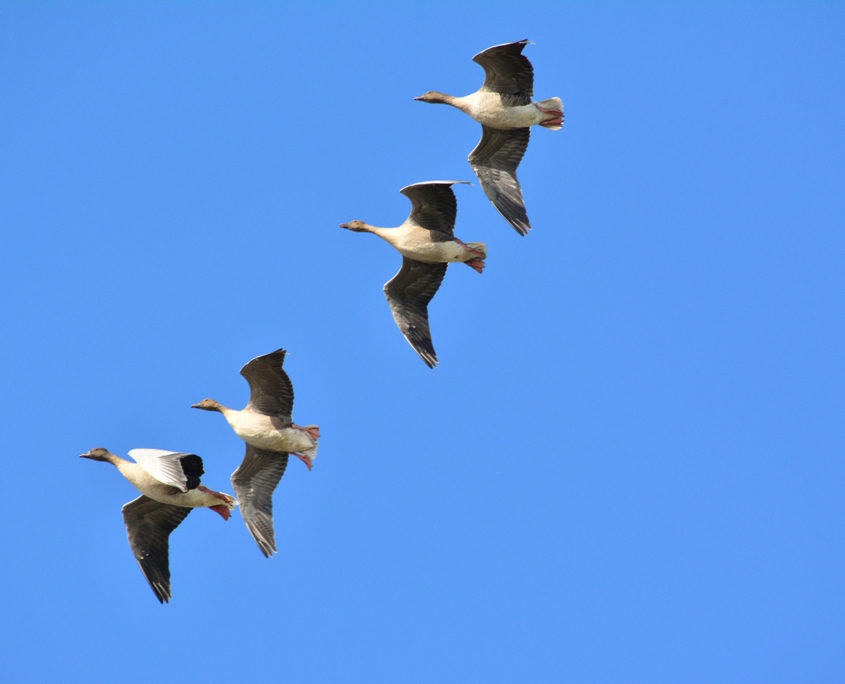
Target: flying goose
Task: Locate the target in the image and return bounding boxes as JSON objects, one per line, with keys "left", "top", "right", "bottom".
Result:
{"left": 340, "top": 180, "right": 486, "bottom": 368}
{"left": 192, "top": 348, "right": 319, "bottom": 557}
{"left": 415, "top": 39, "right": 563, "bottom": 235}
{"left": 80, "top": 447, "right": 237, "bottom": 603}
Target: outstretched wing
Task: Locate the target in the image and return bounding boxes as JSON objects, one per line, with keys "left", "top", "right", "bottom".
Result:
{"left": 231, "top": 444, "right": 290, "bottom": 557}
{"left": 472, "top": 39, "right": 533, "bottom": 105}
{"left": 122, "top": 495, "right": 192, "bottom": 603}
{"left": 399, "top": 181, "right": 469, "bottom": 239}
{"left": 383, "top": 258, "right": 448, "bottom": 368}
{"left": 128, "top": 449, "right": 203, "bottom": 493}
{"left": 469, "top": 126, "right": 532, "bottom": 235}
{"left": 240, "top": 348, "right": 295, "bottom": 418}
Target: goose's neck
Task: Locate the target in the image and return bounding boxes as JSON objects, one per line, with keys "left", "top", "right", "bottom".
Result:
{"left": 104, "top": 452, "right": 129, "bottom": 467}
{"left": 110, "top": 454, "right": 140, "bottom": 481}
{"left": 362, "top": 223, "right": 400, "bottom": 246}
{"left": 218, "top": 404, "right": 237, "bottom": 420}
{"left": 428, "top": 92, "right": 466, "bottom": 110}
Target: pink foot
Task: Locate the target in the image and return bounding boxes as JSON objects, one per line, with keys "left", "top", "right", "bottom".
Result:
{"left": 454, "top": 238, "right": 485, "bottom": 258}
{"left": 536, "top": 104, "right": 561, "bottom": 115}
{"left": 209, "top": 504, "right": 231, "bottom": 520}
{"left": 198, "top": 485, "right": 235, "bottom": 505}
{"left": 540, "top": 117, "right": 564, "bottom": 128}
{"left": 293, "top": 452, "right": 313, "bottom": 471}
{"left": 292, "top": 423, "right": 320, "bottom": 440}
{"left": 465, "top": 258, "right": 485, "bottom": 274}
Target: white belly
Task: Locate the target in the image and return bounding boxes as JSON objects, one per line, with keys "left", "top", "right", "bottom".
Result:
{"left": 227, "top": 410, "right": 316, "bottom": 454}
{"left": 116, "top": 461, "right": 216, "bottom": 506}
{"left": 462, "top": 91, "right": 542, "bottom": 129}
{"left": 393, "top": 231, "right": 469, "bottom": 263}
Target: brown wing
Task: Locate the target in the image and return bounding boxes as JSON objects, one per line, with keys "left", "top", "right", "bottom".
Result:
{"left": 472, "top": 39, "right": 533, "bottom": 105}
{"left": 384, "top": 258, "right": 448, "bottom": 368}
{"left": 231, "top": 444, "right": 290, "bottom": 557}
{"left": 469, "top": 126, "right": 532, "bottom": 235}
{"left": 240, "top": 348, "right": 294, "bottom": 419}
{"left": 122, "top": 495, "right": 192, "bottom": 603}
{"left": 399, "top": 181, "right": 469, "bottom": 240}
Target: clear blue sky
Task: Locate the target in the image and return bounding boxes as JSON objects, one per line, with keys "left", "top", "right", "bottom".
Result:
{"left": 2, "top": 2, "right": 843, "bottom": 682}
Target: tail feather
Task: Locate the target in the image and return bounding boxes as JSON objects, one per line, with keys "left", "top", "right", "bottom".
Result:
{"left": 538, "top": 97, "right": 564, "bottom": 130}
{"left": 538, "top": 97, "right": 563, "bottom": 113}
{"left": 463, "top": 242, "right": 487, "bottom": 258}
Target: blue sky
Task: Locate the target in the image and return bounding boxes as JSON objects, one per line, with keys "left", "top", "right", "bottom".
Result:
{"left": 2, "top": 2, "right": 843, "bottom": 682}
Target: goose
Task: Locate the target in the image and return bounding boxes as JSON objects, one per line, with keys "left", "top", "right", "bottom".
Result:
{"left": 415, "top": 39, "right": 563, "bottom": 235}
{"left": 340, "top": 180, "right": 486, "bottom": 368}
{"left": 80, "top": 447, "right": 237, "bottom": 603}
{"left": 192, "top": 348, "right": 319, "bottom": 557}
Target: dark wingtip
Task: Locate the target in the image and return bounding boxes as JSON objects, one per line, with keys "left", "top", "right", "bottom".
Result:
{"left": 420, "top": 352, "right": 438, "bottom": 369}
{"left": 152, "top": 584, "right": 171, "bottom": 604}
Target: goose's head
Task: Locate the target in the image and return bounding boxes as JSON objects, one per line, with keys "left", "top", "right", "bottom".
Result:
{"left": 191, "top": 398, "right": 224, "bottom": 412}
{"left": 414, "top": 91, "right": 451, "bottom": 104}
{"left": 339, "top": 220, "right": 370, "bottom": 233}
{"left": 80, "top": 447, "right": 113, "bottom": 461}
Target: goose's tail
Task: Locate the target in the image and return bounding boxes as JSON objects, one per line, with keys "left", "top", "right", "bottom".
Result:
{"left": 538, "top": 97, "right": 564, "bottom": 130}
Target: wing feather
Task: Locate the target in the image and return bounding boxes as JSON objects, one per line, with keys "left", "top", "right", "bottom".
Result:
{"left": 240, "top": 349, "right": 294, "bottom": 419}
{"left": 383, "top": 258, "right": 448, "bottom": 368}
{"left": 399, "top": 181, "right": 468, "bottom": 239}
{"left": 472, "top": 39, "right": 534, "bottom": 104}
{"left": 469, "top": 126, "right": 532, "bottom": 235}
{"left": 231, "top": 445, "right": 289, "bottom": 557}
{"left": 122, "top": 495, "right": 191, "bottom": 603}
{"left": 128, "top": 449, "right": 202, "bottom": 492}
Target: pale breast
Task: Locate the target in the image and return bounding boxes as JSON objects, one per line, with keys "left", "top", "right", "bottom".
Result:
{"left": 462, "top": 91, "right": 541, "bottom": 129}
{"left": 227, "top": 410, "right": 314, "bottom": 453}
{"left": 393, "top": 228, "right": 467, "bottom": 263}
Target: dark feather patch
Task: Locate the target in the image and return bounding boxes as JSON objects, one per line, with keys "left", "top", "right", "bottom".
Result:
{"left": 240, "top": 349, "right": 295, "bottom": 418}
{"left": 178, "top": 454, "right": 204, "bottom": 491}
{"left": 384, "top": 258, "right": 448, "bottom": 368}
{"left": 473, "top": 39, "right": 534, "bottom": 102}
{"left": 469, "top": 126, "right": 532, "bottom": 234}
{"left": 231, "top": 445, "right": 290, "bottom": 557}
{"left": 122, "top": 495, "right": 192, "bottom": 603}
{"left": 399, "top": 181, "right": 465, "bottom": 239}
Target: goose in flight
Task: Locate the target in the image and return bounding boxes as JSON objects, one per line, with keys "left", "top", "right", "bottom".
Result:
{"left": 192, "top": 349, "right": 319, "bottom": 557}
{"left": 415, "top": 40, "right": 563, "bottom": 235}
{"left": 80, "top": 447, "right": 237, "bottom": 603}
{"left": 340, "top": 180, "right": 486, "bottom": 368}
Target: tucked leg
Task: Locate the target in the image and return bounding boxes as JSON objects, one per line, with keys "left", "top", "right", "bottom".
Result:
{"left": 209, "top": 505, "right": 232, "bottom": 520}
{"left": 465, "top": 258, "right": 485, "bottom": 274}
{"left": 292, "top": 423, "right": 320, "bottom": 440}
{"left": 293, "top": 452, "right": 313, "bottom": 471}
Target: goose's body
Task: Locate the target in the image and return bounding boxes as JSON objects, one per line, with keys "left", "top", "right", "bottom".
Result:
{"left": 360, "top": 223, "right": 483, "bottom": 265}
{"left": 341, "top": 180, "right": 485, "bottom": 368}
{"left": 80, "top": 447, "right": 237, "bottom": 603}
{"left": 429, "top": 90, "right": 560, "bottom": 130}
{"left": 192, "top": 349, "right": 319, "bottom": 557}
{"left": 219, "top": 406, "right": 318, "bottom": 460}
{"left": 415, "top": 40, "right": 564, "bottom": 235}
